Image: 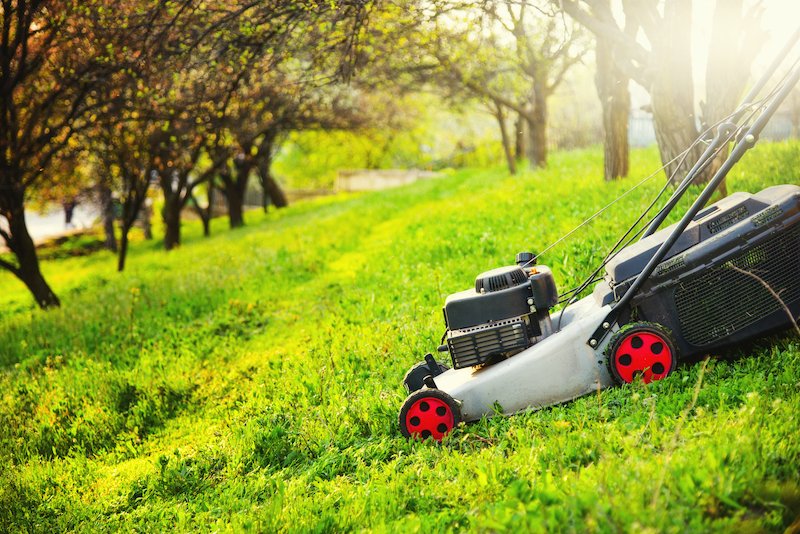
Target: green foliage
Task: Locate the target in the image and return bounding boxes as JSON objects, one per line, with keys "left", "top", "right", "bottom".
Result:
{"left": 33, "top": 231, "right": 107, "bottom": 261}
{"left": 273, "top": 94, "right": 501, "bottom": 190}
{"left": 1, "top": 143, "right": 800, "bottom": 532}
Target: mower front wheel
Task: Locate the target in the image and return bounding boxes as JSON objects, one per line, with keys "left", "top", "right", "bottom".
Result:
{"left": 399, "top": 388, "right": 461, "bottom": 441}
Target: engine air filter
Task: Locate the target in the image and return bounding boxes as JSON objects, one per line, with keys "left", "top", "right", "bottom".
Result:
{"left": 447, "top": 317, "right": 534, "bottom": 369}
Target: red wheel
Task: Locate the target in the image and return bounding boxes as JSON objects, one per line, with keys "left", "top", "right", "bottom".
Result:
{"left": 607, "top": 323, "right": 678, "bottom": 384}
{"left": 399, "top": 389, "right": 461, "bottom": 441}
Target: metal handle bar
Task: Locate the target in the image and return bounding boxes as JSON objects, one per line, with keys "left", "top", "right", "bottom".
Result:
{"left": 588, "top": 37, "right": 800, "bottom": 347}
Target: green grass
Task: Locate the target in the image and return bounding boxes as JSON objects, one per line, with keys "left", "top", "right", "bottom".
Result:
{"left": 1, "top": 143, "right": 800, "bottom": 533}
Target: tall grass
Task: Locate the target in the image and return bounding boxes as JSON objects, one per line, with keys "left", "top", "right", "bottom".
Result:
{"left": 1, "top": 143, "right": 799, "bottom": 532}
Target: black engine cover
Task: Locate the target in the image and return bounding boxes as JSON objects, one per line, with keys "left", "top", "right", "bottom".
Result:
{"left": 444, "top": 282, "right": 533, "bottom": 331}
{"left": 443, "top": 265, "right": 558, "bottom": 330}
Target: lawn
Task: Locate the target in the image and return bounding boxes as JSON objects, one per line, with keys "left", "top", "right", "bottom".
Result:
{"left": 1, "top": 143, "right": 799, "bottom": 533}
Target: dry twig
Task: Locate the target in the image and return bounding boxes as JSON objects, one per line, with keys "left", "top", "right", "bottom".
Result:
{"left": 728, "top": 264, "right": 800, "bottom": 337}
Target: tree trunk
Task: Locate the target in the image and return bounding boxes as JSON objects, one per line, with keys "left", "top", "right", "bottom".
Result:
{"left": 493, "top": 100, "right": 517, "bottom": 175}
{"left": 650, "top": 84, "right": 701, "bottom": 183}
{"left": 217, "top": 166, "right": 246, "bottom": 229}
{"left": 15, "top": 226, "right": 60, "bottom": 308}
{"left": 645, "top": 0, "right": 709, "bottom": 185}
{"left": 527, "top": 85, "right": 548, "bottom": 169}
{"left": 697, "top": 0, "right": 767, "bottom": 198}
{"left": 141, "top": 202, "right": 153, "bottom": 240}
{"left": 515, "top": 115, "right": 526, "bottom": 162}
{"left": 259, "top": 168, "right": 288, "bottom": 209}
{"left": 220, "top": 151, "right": 253, "bottom": 229}
{"left": 163, "top": 199, "right": 182, "bottom": 250}
{"left": 0, "top": 189, "right": 60, "bottom": 308}
{"left": 116, "top": 192, "right": 147, "bottom": 270}
{"left": 595, "top": 35, "right": 630, "bottom": 181}
{"left": 189, "top": 191, "right": 211, "bottom": 237}
{"left": 98, "top": 178, "right": 117, "bottom": 252}
{"left": 256, "top": 135, "right": 288, "bottom": 209}
{"left": 159, "top": 172, "right": 185, "bottom": 251}
{"left": 117, "top": 223, "right": 130, "bottom": 272}
{"left": 63, "top": 201, "right": 75, "bottom": 228}
{"left": 224, "top": 180, "right": 245, "bottom": 228}
{"left": 790, "top": 88, "right": 800, "bottom": 137}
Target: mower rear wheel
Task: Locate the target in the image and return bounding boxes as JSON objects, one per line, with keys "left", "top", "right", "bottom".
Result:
{"left": 399, "top": 388, "right": 461, "bottom": 441}
{"left": 402, "top": 359, "right": 450, "bottom": 393}
{"left": 607, "top": 322, "right": 678, "bottom": 385}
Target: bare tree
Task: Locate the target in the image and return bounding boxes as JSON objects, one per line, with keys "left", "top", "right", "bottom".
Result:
{"left": 555, "top": 0, "right": 768, "bottom": 191}
{"left": 591, "top": 0, "right": 637, "bottom": 180}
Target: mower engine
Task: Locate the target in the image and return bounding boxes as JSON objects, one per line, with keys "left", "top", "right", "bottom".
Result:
{"left": 441, "top": 253, "right": 559, "bottom": 369}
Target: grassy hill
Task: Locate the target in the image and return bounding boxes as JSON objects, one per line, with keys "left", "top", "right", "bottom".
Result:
{"left": 1, "top": 144, "right": 799, "bottom": 533}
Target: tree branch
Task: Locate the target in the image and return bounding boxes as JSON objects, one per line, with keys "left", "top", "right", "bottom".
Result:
{"left": 554, "top": 0, "right": 650, "bottom": 68}
{"left": 0, "top": 254, "right": 20, "bottom": 277}
{"left": 729, "top": 265, "right": 800, "bottom": 338}
{"left": 464, "top": 80, "right": 535, "bottom": 122}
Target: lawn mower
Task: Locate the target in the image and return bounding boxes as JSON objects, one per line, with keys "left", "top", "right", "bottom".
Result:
{"left": 398, "top": 28, "right": 800, "bottom": 441}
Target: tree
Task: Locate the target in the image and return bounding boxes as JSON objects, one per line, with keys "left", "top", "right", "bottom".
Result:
{"left": 592, "top": 0, "right": 636, "bottom": 181}
{"left": 495, "top": 2, "right": 589, "bottom": 168}
{"left": 152, "top": 67, "right": 231, "bottom": 250}
{"left": 0, "top": 1, "right": 197, "bottom": 299}
{"left": 154, "top": 0, "right": 372, "bottom": 241}
{"left": 0, "top": 0, "right": 119, "bottom": 307}
{"left": 188, "top": 181, "right": 217, "bottom": 237}
{"left": 215, "top": 72, "right": 298, "bottom": 229}
{"left": 97, "top": 172, "right": 118, "bottom": 253}
{"left": 90, "top": 90, "right": 159, "bottom": 272}
{"left": 412, "top": 32, "right": 525, "bottom": 174}
{"left": 370, "top": 0, "right": 588, "bottom": 169}
{"left": 219, "top": 74, "right": 368, "bottom": 227}
{"left": 1, "top": 0, "right": 374, "bottom": 304}
{"left": 554, "top": 0, "right": 768, "bottom": 190}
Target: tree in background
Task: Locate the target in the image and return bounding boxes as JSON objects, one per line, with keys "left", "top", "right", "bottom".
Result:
{"left": 0, "top": 0, "right": 124, "bottom": 307}
{"left": 88, "top": 85, "right": 161, "bottom": 272}
{"left": 491, "top": 1, "right": 589, "bottom": 168}
{"left": 216, "top": 70, "right": 309, "bottom": 228}
{"left": 591, "top": 0, "right": 636, "bottom": 181}
{"left": 97, "top": 172, "right": 118, "bottom": 254}
{"left": 1, "top": 0, "right": 374, "bottom": 305}
{"left": 151, "top": 65, "right": 232, "bottom": 250}
{"left": 367, "top": 0, "right": 588, "bottom": 170}
{"left": 155, "top": 0, "right": 371, "bottom": 240}
{"left": 555, "top": 0, "right": 768, "bottom": 192}
{"left": 220, "top": 79, "right": 367, "bottom": 227}
{"left": 386, "top": 19, "right": 524, "bottom": 174}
